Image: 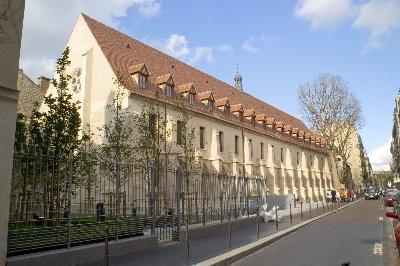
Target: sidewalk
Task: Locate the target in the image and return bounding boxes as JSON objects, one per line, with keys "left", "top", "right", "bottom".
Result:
{"left": 84, "top": 201, "right": 350, "bottom": 266}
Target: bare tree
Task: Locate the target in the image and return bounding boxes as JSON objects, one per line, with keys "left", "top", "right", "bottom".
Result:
{"left": 297, "top": 73, "right": 363, "bottom": 188}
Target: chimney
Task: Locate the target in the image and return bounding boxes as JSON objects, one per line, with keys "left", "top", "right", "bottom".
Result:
{"left": 37, "top": 76, "right": 50, "bottom": 91}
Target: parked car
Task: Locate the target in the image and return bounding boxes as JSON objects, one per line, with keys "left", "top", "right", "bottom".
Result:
{"left": 365, "top": 188, "right": 379, "bottom": 200}
{"left": 386, "top": 193, "right": 400, "bottom": 253}
{"left": 384, "top": 188, "right": 398, "bottom": 207}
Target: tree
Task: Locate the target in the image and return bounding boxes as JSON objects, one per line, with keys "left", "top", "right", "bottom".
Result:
{"left": 134, "top": 101, "right": 171, "bottom": 215}
{"left": 297, "top": 73, "right": 363, "bottom": 188}
{"left": 99, "top": 78, "right": 135, "bottom": 218}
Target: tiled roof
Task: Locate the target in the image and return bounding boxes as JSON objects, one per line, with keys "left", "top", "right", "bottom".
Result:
{"left": 176, "top": 83, "right": 196, "bottom": 94}
{"left": 255, "top": 114, "right": 267, "bottom": 122}
{"left": 197, "top": 91, "right": 214, "bottom": 101}
{"left": 215, "top": 98, "right": 230, "bottom": 107}
{"left": 155, "top": 74, "right": 174, "bottom": 85}
{"left": 129, "top": 63, "right": 146, "bottom": 74}
{"left": 81, "top": 14, "right": 327, "bottom": 153}
{"left": 243, "top": 109, "right": 255, "bottom": 117}
{"left": 231, "top": 104, "right": 243, "bottom": 113}
{"left": 82, "top": 14, "right": 309, "bottom": 132}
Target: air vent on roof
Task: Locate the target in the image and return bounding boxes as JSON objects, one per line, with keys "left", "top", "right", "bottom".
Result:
{"left": 127, "top": 44, "right": 131, "bottom": 49}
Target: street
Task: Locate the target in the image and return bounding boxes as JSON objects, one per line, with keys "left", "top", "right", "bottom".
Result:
{"left": 233, "top": 199, "right": 399, "bottom": 266}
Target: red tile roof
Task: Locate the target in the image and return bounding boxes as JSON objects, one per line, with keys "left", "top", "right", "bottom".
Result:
{"left": 215, "top": 98, "right": 230, "bottom": 107}
{"left": 197, "top": 91, "right": 214, "bottom": 101}
{"left": 176, "top": 83, "right": 196, "bottom": 94}
{"left": 82, "top": 14, "right": 309, "bottom": 132}
{"left": 81, "top": 14, "right": 326, "bottom": 153}
{"left": 244, "top": 109, "right": 255, "bottom": 117}
{"left": 256, "top": 114, "right": 267, "bottom": 122}
{"left": 155, "top": 74, "right": 174, "bottom": 85}
{"left": 231, "top": 104, "right": 244, "bottom": 113}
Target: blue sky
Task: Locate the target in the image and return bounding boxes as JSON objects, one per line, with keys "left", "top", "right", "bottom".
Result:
{"left": 20, "top": 0, "right": 400, "bottom": 170}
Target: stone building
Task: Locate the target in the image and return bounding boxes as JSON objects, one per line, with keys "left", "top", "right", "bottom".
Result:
{"left": 391, "top": 90, "right": 400, "bottom": 175}
{"left": 43, "top": 14, "right": 338, "bottom": 202}
{"left": 336, "top": 129, "right": 372, "bottom": 190}
{"left": 16, "top": 69, "right": 50, "bottom": 117}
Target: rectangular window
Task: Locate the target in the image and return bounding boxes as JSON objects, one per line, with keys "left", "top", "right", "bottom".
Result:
{"left": 166, "top": 85, "right": 173, "bottom": 98}
{"left": 200, "top": 126, "right": 205, "bottom": 149}
{"left": 260, "top": 142, "right": 264, "bottom": 159}
{"left": 188, "top": 93, "right": 195, "bottom": 105}
{"left": 271, "top": 145, "right": 275, "bottom": 162}
{"left": 218, "top": 131, "right": 224, "bottom": 152}
{"left": 177, "top": 120, "right": 184, "bottom": 145}
{"left": 297, "top": 152, "right": 300, "bottom": 165}
{"left": 149, "top": 114, "right": 156, "bottom": 137}
{"left": 280, "top": 148, "right": 284, "bottom": 163}
{"left": 234, "top": 135, "right": 239, "bottom": 155}
{"left": 249, "top": 139, "right": 253, "bottom": 158}
{"left": 139, "top": 75, "right": 147, "bottom": 89}
{"left": 207, "top": 101, "right": 214, "bottom": 111}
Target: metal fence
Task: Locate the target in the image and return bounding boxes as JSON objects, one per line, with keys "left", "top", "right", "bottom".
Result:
{"left": 8, "top": 150, "right": 268, "bottom": 256}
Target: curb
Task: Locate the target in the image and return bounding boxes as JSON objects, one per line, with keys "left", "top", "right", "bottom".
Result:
{"left": 195, "top": 199, "right": 361, "bottom": 266}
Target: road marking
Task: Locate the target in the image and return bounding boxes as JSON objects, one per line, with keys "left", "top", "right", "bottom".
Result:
{"left": 379, "top": 217, "right": 383, "bottom": 221}
{"left": 373, "top": 243, "right": 383, "bottom": 255}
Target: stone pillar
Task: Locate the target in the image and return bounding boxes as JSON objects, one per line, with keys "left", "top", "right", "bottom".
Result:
{"left": 0, "top": 0, "right": 25, "bottom": 263}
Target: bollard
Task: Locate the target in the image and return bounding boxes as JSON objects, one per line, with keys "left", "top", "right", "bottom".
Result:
{"left": 104, "top": 226, "right": 109, "bottom": 266}
{"left": 322, "top": 201, "right": 325, "bottom": 213}
{"left": 289, "top": 203, "right": 293, "bottom": 226}
{"left": 300, "top": 202, "right": 303, "bottom": 221}
{"left": 275, "top": 207, "right": 279, "bottom": 232}
{"left": 316, "top": 203, "right": 319, "bottom": 216}
{"left": 309, "top": 201, "right": 312, "bottom": 218}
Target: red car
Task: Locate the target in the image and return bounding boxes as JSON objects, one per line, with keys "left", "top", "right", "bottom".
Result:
{"left": 385, "top": 196, "right": 397, "bottom": 207}
{"left": 386, "top": 212, "right": 400, "bottom": 248}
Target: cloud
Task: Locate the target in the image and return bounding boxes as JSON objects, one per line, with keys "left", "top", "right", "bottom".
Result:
{"left": 353, "top": 0, "right": 400, "bottom": 52}
{"left": 370, "top": 139, "right": 392, "bottom": 171}
{"left": 218, "top": 44, "right": 233, "bottom": 54}
{"left": 145, "top": 34, "right": 218, "bottom": 65}
{"left": 242, "top": 38, "right": 258, "bottom": 54}
{"left": 294, "top": 0, "right": 356, "bottom": 30}
{"left": 20, "top": 0, "right": 162, "bottom": 79}
{"left": 260, "top": 35, "right": 281, "bottom": 45}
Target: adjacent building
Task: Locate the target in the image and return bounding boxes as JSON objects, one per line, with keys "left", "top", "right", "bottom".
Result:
{"left": 391, "top": 90, "right": 400, "bottom": 176}
{"left": 42, "top": 14, "right": 339, "bottom": 202}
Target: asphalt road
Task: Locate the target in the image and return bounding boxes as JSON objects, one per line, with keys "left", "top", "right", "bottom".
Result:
{"left": 85, "top": 201, "right": 341, "bottom": 266}
{"left": 234, "top": 199, "right": 398, "bottom": 266}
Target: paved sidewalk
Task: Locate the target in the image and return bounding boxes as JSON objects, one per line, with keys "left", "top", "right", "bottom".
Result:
{"left": 84, "top": 201, "right": 349, "bottom": 266}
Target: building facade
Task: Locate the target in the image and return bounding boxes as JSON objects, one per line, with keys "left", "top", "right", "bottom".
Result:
{"left": 391, "top": 90, "right": 400, "bottom": 176}
{"left": 43, "top": 14, "right": 338, "bottom": 202}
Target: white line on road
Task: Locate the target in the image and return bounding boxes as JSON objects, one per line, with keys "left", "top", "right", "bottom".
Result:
{"left": 379, "top": 217, "right": 383, "bottom": 221}
{"left": 373, "top": 243, "right": 383, "bottom": 255}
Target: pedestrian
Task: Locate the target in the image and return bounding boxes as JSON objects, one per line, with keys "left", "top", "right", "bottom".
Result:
{"left": 331, "top": 189, "right": 336, "bottom": 203}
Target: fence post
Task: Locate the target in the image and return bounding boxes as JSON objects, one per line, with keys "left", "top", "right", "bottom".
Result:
{"left": 150, "top": 164, "right": 156, "bottom": 236}
{"left": 115, "top": 158, "right": 121, "bottom": 240}
{"left": 175, "top": 167, "right": 182, "bottom": 240}
{"left": 257, "top": 196, "right": 260, "bottom": 238}
{"left": 300, "top": 202, "right": 303, "bottom": 221}
{"left": 67, "top": 150, "right": 73, "bottom": 249}
{"left": 289, "top": 202, "right": 292, "bottom": 226}
{"left": 228, "top": 208, "right": 232, "bottom": 250}
{"left": 201, "top": 172, "right": 206, "bottom": 226}
{"left": 309, "top": 201, "right": 312, "bottom": 218}
{"left": 275, "top": 207, "right": 279, "bottom": 232}
{"left": 185, "top": 217, "right": 190, "bottom": 266}
{"left": 104, "top": 226, "right": 109, "bottom": 266}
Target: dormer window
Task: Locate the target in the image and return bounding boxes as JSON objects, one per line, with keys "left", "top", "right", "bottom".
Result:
{"left": 166, "top": 84, "right": 173, "bottom": 98}
{"left": 129, "top": 63, "right": 149, "bottom": 90}
{"left": 176, "top": 83, "right": 197, "bottom": 106}
{"left": 215, "top": 98, "right": 230, "bottom": 117}
{"left": 155, "top": 74, "right": 175, "bottom": 98}
{"left": 207, "top": 100, "right": 214, "bottom": 111}
{"left": 197, "top": 91, "right": 214, "bottom": 112}
{"left": 139, "top": 74, "right": 147, "bottom": 89}
{"left": 231, "top": 104, "right": 244, "bottom": 121}
{"left": 188, "top": 93, "right": 195, "bottom": 105}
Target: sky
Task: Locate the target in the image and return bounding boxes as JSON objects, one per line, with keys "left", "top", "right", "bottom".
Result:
{"left": 20, "top": 0, "right": 400, "bottom": 171}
